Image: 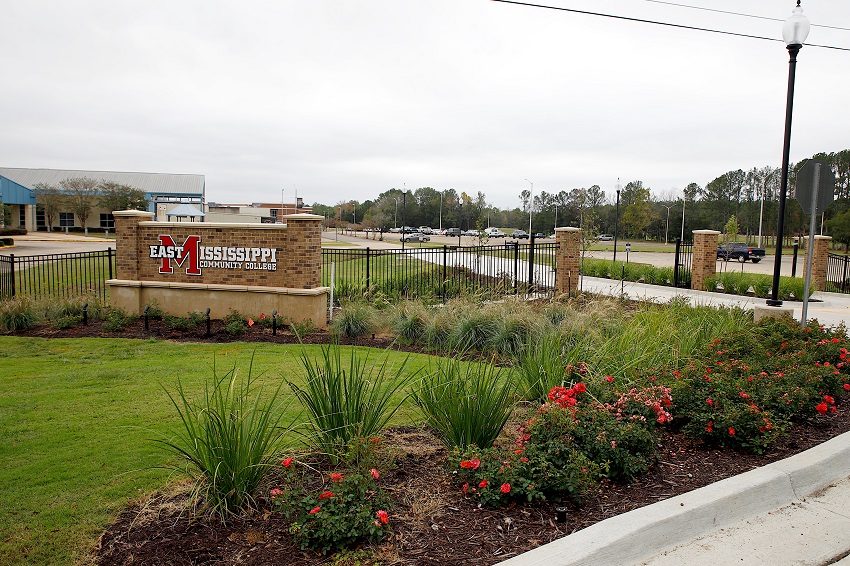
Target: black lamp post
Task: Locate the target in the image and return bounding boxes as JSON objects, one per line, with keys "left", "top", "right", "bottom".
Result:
{"left": 767, "top": 1, "right": 810, "bottom": 307}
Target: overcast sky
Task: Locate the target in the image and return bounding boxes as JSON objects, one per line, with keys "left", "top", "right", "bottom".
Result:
{"left": 3, "top": 0, "right": 849, "bottom": 210}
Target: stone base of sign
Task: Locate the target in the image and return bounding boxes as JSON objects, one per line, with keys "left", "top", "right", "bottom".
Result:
{"left": 753, "top": 305, "right": 795, "bottom": 323}
{"left": 107, "top": 279, "right": 329, "bottom": 329}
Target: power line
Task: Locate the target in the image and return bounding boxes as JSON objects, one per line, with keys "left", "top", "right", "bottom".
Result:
{"left": 640, "top": 0, "right": 850, "bottom": 32}
{"left": 490, "top": 0, "right": 850, "bottom": 52}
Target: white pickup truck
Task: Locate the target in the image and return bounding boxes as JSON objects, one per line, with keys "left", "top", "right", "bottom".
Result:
{"left": 484, "top": 227, "right": 506, "bottom": 238}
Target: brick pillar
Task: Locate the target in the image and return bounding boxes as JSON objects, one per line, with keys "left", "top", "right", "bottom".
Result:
{"left": 112, "top": 210, "right": 154, "bottom": 280}
{"left": 283, "top": 213, "right": 324, "bottom": 288}
{"left": 691, "top": 230, "right": 720, "bottom": 291}
{"left": 803, "top": 235, "right": 832, "bottom": 291}
{"left": 555, "top": 227, "right": 581, "bottom": 295}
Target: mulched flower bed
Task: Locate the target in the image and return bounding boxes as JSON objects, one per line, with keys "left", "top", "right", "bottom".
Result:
{"left": 9, "top": 318, "right": 850, "bottom": 565}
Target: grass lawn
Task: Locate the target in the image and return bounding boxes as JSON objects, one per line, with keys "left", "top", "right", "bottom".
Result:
{"left": 0, "top": 337, "right": 428, "bottom": 565}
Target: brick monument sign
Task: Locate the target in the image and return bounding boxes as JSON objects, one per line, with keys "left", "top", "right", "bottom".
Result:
{"left": 107, "top": 211, "right": 328, "bottom": 328}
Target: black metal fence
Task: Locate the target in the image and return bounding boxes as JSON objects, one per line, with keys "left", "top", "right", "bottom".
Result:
{"left": 827, "top": 252, "right": 850, "bottom": 293}
{"left": 673, "top": 239, "right": 693, "bottom": 288}
{"left": 0, "top": 249, "right": 115, "bottom": 301}
{"left": 322, "top": 241, "right": 556, "bottom": 302}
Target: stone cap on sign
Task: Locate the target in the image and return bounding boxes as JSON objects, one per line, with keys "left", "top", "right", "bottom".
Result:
{"left": 137, "top": 221, "right": 287, "bottom": 229}
{"left": 113, "top": 210, "right": 155, "bottom": 218}
{"left": 283, "top": 213, "right": 324, "bottom": 221}
{"left": 803, "top": 235, "right": 833, "bottom": 241}
{"left": 555, "top": 227, "right": 581, "bottom": 232}
{"left": 693, "top": 230, "right": 721, "bottom": 235}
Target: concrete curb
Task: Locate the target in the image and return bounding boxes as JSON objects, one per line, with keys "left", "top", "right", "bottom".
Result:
{"left": 498, "top": 430, "right": 850, "bottom": 566}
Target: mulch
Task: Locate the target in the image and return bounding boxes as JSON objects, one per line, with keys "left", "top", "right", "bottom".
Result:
{"left": 7, "top": 319, "right": 850, "bottom": 565}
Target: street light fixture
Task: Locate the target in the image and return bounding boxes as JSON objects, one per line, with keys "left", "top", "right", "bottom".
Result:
{"left": 662, "top": 204, "right": 672, "bottom": 245}
{"left": 613, "top": 179, "right": 621, "bottom": 263}
{"left": 767, "top": 1, "right": 810, "bottom": 307}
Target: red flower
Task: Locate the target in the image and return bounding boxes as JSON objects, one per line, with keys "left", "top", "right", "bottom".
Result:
{"left": 330, "top": 473, "right": 343, "bottom": 482}
{"left": 462, "top": 483, "right": 469, "bottom": 494}
{"left": 500, "top": 483, "right": 511, "bottom": 494}
{"left": 706, "top": 398, "right": 714, "bottom": 407}
{"left": 739, "top": 392, "right": 750, "bottom": 399}
{"left": 318, "top": 490, "right": 335, "bottom": 500}
{"left": 479, "top": 479, "right": 489, "bottom": 488}
{"left": 816, "top": 402, "right": 829, "bottom": 415}
{"left": 824, "top": 395, "right": 835, "bottom": 405}
{"left": 281, "top": 457, "right": 293, "bottom": 468}
{"left": 460, "top": 458, "right": 481, "bottom": 470}
{"left": 309, "top": 506, "right": 321, "bottom": 514}
{"left": 514, "top": 449, "right": 523, "bottom": 455}
{"left": 269, "top": 488, "right": 282, "bottom": 497}
{"left": 375, "top": 510, "right": 389, "bottom": 525}
{"left": 520, "top": 457, "right": 529, "bottom": 463}
{"left": 844, "top": 384, "right": 850, "bottom": 391}
{"left": 605, "top": 375, "right": 614, "bottom": 383}
{"left": 728, "top": 427, "right": 736, "bottom": 436}
{"left": 705, "top": 421, "right": 713, "bottom": 433}
{"left": 370, "top": 468, "right": 380, "bottom": 480}
{"left": 574, "top": 382, "right": 587, "bottom": 393}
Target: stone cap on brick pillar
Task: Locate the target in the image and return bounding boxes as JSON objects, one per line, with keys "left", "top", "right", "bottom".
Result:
{"left": 284, "top": 214, "right": 324, "bottom": 221}
{"left": 693, "top": 229, "right": 721, "bottom": 236}
{"left": 803, "top": 235, "right": 833, "bottom": 242}
{"left": 113, "top": 210, "right": 155, "bottom": 219}
{"left": 554, "top": 227, "right": 581, "bottom": 233}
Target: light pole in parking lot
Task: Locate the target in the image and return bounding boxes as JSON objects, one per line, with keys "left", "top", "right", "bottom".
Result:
{"left": 767, "top": 1, "right": 810, "bottom": 307}
{"left": 525, "top": 179, "right": 533, "bottom": 236}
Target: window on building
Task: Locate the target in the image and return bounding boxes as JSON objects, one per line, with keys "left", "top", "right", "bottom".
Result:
{"left": 100, "top": 213, "right": 115, "bottom": 229}
{"left": 19, "top": 206, "right": 26, "bottom": 227}
{"left": 36, "top": 206, "right": 46, "bottom": 228}
{"left": 59, "top": 212, "right": 75, "bottom": 227}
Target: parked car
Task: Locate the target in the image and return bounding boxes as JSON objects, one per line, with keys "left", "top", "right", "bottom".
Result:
{"left": 533, "top": 232, "right": 546, "bottom": 239}
{"left": 717, "top": 242, "right": 766, "bottom": 263}
{"left": 463, "top": 229, "right": 479, "bottom": 236}
{"left": 598, "top": 234, "right": 614, "bottom": 241}
{"left": 484, "top": 227, "right": 506, "bottom": 238}
{"left": 444, "top": 228, "right": 462, "bottom": 237}
{"left": 418, "top": 226, "right": 433, "bottom": 234}
{"left": 510, "top": 230, "right": 529, "bottom": 239}
{"left": 401, "top": 232, "right": 430, "bottom": 243}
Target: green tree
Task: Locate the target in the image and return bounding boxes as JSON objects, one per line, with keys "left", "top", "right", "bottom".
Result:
{"left": 33, "top": 182, "right": 65, "bottom": 232}
{"left": 98, "top": 181, "right": 148, "bottom": 213}
{"left": 59, "top": 177, "right": 99, "bottom": 235}
{"left": 724, "top": 215, "right": 740, "bottom": 244}
{"left": 827, "top": 209, "right": 850, "bottom": 252}
{"left": 621, "top": 185, "right": 654, "bottom": 238}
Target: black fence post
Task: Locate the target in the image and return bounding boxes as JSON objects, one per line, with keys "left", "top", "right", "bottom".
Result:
{"left": 674, "top": 238, "right": 681, "bottom": 288}
{"left": 82, "top": 303, "right": 88, "bottom": 325}
{"left": 512, "top": 242, "right": 519, "bottom": 294}
{"left": 791, "top": 243, "right": 799, "bottom": 278}
{"left": 205, "top": 308, "right": 211, "bottom": 337}
{"left": 144, "top": 305, "right": 150, "bottom": 331}
{"left": 843, "top": 256, "right": 849, "bottom": 293}
{"left": 272, "top": 309, "right": 278, "bottom": 336}
{"left": 108, "top": 248, "right": 114, "bottom": 280}
{"left": 527, "top": 234, "right": 535, "bottom": 294}
{"left": 365, "top": 247, "right": 371, "bottom": 290}
{"left": 442, "top": 245, "right": 447, "bottom": 304}
{"left": 9, "top": 254, "right": 15, "bottom": 298}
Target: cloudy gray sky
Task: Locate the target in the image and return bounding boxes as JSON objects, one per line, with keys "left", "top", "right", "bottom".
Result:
{"left": 2, "top": 0, "right": 849, "bottom": 209}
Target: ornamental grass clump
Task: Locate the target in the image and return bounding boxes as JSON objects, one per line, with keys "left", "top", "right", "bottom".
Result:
{"left": 513, "top": 330, "right": 570, "bottom": 401}
{"left": 289, "top": 343, "right": 413, "bottom": 463}
{"left": 156, "top": 358, "right": 291, "bottom": 520}
{"left": 412, "top": 354, "right": 517, "bottom": 451}
{"left": 0, "top": 296, "right": 43, "bottom": 331}
{"left": 330, "top": 301, "right": 376, "bottom": 340}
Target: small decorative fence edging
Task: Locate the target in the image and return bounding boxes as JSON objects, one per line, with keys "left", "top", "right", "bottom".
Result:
{"left": 0, "top": 249, "right": 115, "bottom": 301}
{"left": 827, "top": 252, "right": 850, "bottom": 294}
{"left": 322, "top": 241, "right": 557, "bottom": 303}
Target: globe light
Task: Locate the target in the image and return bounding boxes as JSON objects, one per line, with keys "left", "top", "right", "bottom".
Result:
{"left": 782, "top": 2, "right": 810, "bottom": 47}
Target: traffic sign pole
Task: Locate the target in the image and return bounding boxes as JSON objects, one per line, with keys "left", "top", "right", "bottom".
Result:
{"left": 801, "top": 162, "right": 822, "bottom": 326}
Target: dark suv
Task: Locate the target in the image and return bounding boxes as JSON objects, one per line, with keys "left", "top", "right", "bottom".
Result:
{"left": 445, "top": 228, "right": 462, "bottom": 237}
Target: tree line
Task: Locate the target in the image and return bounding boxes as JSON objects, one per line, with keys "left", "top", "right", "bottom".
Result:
{"left": 33, "top": 177, "right": 148, "bottom": 234}
{"left": 312, "top": 148, "right": 850, "bottom": 246}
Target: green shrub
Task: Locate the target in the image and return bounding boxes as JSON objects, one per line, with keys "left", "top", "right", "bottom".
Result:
{"left": 275, "top": 469, "right": 392, "bottom": 554}
{"left": 224, "top": 309, "right": 247, "bottom": 336}
{"left": 289, "top": 343, "right": 413, "bottom": 463}
{"left": 144, "top": 301, "right": 166, "bottom": 320}
{"left": 291, "top": 318, "right": 317, "bottom": 339}
{"left": 52, "top": 315, "right": 82, "bottom": 330}
{"left": 388, "top": 301, "right": 429, "bottom": 344}
{"left": 412, "top": 354, "right": 517, "bottom": 450}
{"left": 156, "top": 358, "right": 290, "bottom": 520}
{"left": 164, "top": 312, "right": 205, "bottom": 331}
{"left": 102, "top": 307, "right": 134, "bottom": 332}
{"left": 330, "top": 302, "right": 375, "bottom": 340}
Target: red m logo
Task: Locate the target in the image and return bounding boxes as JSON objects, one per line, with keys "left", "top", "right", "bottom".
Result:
{"left": 158, "top": 235, "right": 201, "bottom": 275}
